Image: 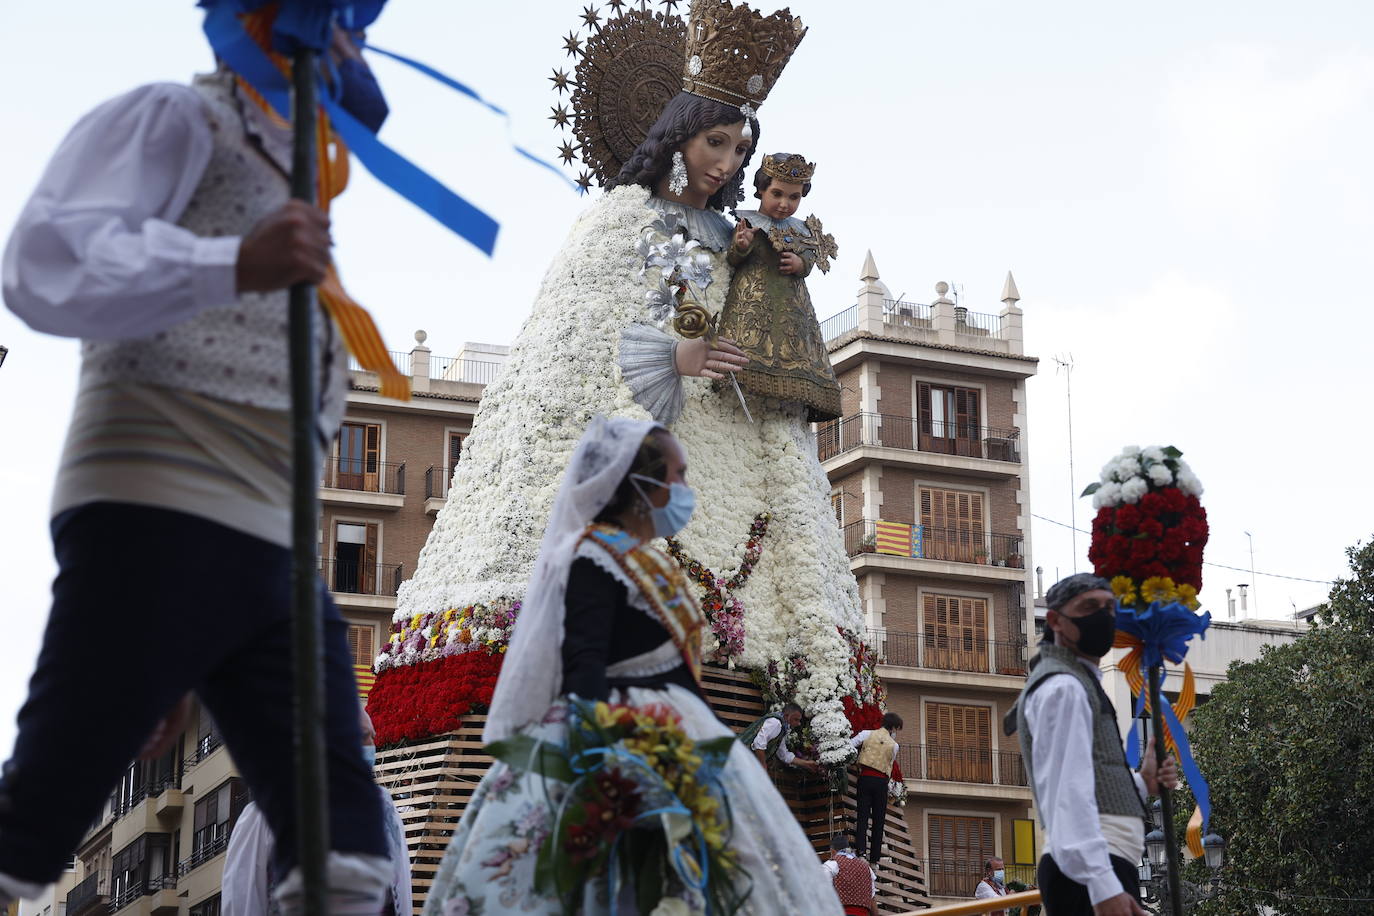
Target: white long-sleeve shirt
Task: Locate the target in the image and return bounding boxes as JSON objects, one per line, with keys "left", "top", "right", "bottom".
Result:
{"left": 750, "top": 716, "right": 796, "bottom": 764}
{"left": 1023, "top": 657, "right": 1147, "bottom": 906}
{"left": 822, "top": 851, "right": 877, "bottom": 898}
{"left": 3, "top": 82, "right": 239, "bottom": 340}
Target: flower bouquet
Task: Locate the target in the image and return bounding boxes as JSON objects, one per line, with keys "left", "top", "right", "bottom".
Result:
{"left": 487, "top": 698, "right": 750, "bottom": 916}
{"left": 1083, "top": 445, "right": 1208, "bottom": 607}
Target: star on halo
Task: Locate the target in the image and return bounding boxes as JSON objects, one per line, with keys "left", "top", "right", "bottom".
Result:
{"left": 576, "top": 170, "right": 594, "bottom": 192}
{"left": 549, "top": 68, "right": 573, "bottom": 93}
{"left": 580, "top": 4, "right": 602, "bottom": 27}
{"left": 557, "top": 141, "right": 579, "bottom": 165}
{"left": 562, "top": 31, "right": 583, "bottom": 57}
{"left": 549, "top": 105, "right": 571, "bottom": 128}
{"left": 607, "top": 0, "right": 626, "bottom": 11}
{"left": 659, "top": 0, "right": 680, "bottom": 11}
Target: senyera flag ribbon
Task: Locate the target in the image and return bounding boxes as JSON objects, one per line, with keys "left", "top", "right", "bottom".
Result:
{"left": 1114, "top": 600, "right": 1213, "bottom": 858}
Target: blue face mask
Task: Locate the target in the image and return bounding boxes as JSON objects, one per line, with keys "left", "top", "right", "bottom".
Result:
{"left": 337, "top": 58, "right": 389, "bottom": 133}
{"left": 631, "top": 474, "right": 696, "bottom": 538}
{"left": 362, "top": 745, "right": 377, "bottom": 770}
{"left": 993, "top": 869, "right": 1005, "bottom": 884}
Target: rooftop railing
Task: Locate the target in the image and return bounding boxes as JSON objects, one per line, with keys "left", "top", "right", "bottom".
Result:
{"left": 817, "top": 413, "right": 1021, "bottom": 463}
{"left": 429, "top": 356, "right": 502, "bottom": 384}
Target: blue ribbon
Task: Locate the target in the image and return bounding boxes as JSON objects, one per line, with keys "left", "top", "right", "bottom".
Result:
{"left": 201, "top": 2, "right": 500, "bottom": 255}
{"left": 359, "top": 42, "right": 584, "bottom": 195}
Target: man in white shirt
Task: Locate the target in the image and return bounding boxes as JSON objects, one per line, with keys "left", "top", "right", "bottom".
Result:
{"left": 1008, "top": 574, "right": 1178, "bottom": 916}
{"left": 0, "top": 13, "right": 394, "bottom": 913}
{"left": 750, "top": 703, "right": 823, "bottom": 773}
{"left": 974, "top": 856, "right": 1009, "bottom": 916}
{"left": 849, "top": 712, "right": 902, "bottom": 864}
{"left": 822, "top": 832, "right": 877, "bottom": 916}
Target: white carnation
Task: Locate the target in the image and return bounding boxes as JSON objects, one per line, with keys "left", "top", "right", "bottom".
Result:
{"left": 1093, "top": 481, "right": 1123, "bottom": 508}
{"left": 1147, "top": 463, "right": 1173, "bottom": 487}
{"left": 1120, "top": 477, "right": 1149, "bottom": 503}
{"left": 1120, "top": 445, "right": 1141, "bottom": 457}
{"left": 1176, "top": 464, "right": 1204, "bottom": 496}
{"left": 1114, "top": 457, "right": 1142, "bottom": 481}
{"left": 1141, "top": 445, "right": 1165, "bottom": 463}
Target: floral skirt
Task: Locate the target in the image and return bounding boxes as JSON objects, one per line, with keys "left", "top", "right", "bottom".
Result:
{"left": 423, "top": 685, "right": 844, "bottom": 915}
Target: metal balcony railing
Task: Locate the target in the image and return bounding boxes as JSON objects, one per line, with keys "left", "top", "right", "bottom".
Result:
{"left": 817, "top": 412, "right": 1021, "bottom": 463}
{"left": 179, "top": 826, "right": 230, "bottom": 876}
{"left": 841, "top": 519, "right": 1025, "bottom": 568}
{"left": 183, "top": 733, "right": 223, "bottom": 773}
{"left": 818, "top": 304, "right": 857, "bottom": 342}
{"left": 954, "top": 307, "right": 1003, "bottom": 338}
{"left": 321, "top": 457, "right": 405, "bottom": 495}
{"left": 430, "top": 356, "right": 502, "bottom": 384}
{"left": 912, "top": 859, "right": 1038, "bottom": 898}
{"left": 111, "top": 874, "right": 177, "bottom": 912}
{"left": 424, "top": 465, "right": 453, "bottom": 500}
{"left": 883, "top": 297, "right": 933, "bottom": 326}
{"left": 867, "top": 627, "right": 1028, "bottom": 677}
{"left": 67, "top": 870, "right": 110, "bottom": 915}
{"left": 319, "top": 559, "right": 404, "bottom": 597}
{"left": 898, "top": 744, "right": 1028, "bottom": 787}
{"left": 347, "top": 350, "right": 412, "bottom": 376}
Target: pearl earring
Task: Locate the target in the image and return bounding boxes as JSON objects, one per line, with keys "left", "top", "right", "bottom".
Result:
{"left": 668, "top": 151, "right": 688, "bottom": 195}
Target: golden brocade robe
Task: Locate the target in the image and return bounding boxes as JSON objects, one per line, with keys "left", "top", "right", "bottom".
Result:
{"left": 716, "top": 216, "right": 841, "bottom": 422}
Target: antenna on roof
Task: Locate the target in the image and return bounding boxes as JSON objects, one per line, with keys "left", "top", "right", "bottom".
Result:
{"left": 1053, "top": 353, "right": 1077, "bottom": 572}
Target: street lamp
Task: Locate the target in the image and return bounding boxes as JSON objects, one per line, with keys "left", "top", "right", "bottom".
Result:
{"left": 1202, "top": 832, "right": 1226, "bottom": 874}
{"left": 1145, "top": 827, "right": 1168, "bottom": 870}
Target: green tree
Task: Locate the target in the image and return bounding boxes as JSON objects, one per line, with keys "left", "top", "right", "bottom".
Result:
{"left": 1187, "top": 537, "right": 1374, "bottom": 915}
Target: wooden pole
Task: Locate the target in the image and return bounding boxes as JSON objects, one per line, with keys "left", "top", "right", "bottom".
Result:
{"left": 288, "top": 47, "right": 329, "bottom": 916}
{"left": 1149, "top": 664, "right": 1184, "bottom": 916}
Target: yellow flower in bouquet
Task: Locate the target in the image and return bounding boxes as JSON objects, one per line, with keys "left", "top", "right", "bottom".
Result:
{"left": 1176, "top": 583, "right": 1200, "bottom": 610}
{"left": 1139, "top": 576, "right": 1178, "bottom": 604}
{"left": 1111, "top": 575, "right": 1137, "bottom": 606}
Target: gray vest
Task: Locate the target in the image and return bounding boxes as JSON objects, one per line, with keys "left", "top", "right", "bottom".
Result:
{"left": 1012, "top": 644, "right": 1148, "bottom": 821}
{"left": 78, "top": 70, "right": 346, "bottom": 442}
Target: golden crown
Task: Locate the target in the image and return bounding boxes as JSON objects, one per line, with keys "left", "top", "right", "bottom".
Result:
{"left": 761, "top": 152, "right": 815, "bottom": 184}
{"left": 681, "top": 0, "right": 807, "bottom": 120}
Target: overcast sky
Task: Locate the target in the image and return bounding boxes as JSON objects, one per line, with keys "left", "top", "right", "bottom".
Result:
{"left": 2, "top": 1, "right": 1371, "bottom": 758}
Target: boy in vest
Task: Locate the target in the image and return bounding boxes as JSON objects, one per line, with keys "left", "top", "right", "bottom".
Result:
{"left": 0, "top": 17, "right": 392, "bottom": 913}
{"left": 822, "top": 832, "right": 877, "bottom": 916}
{"left": 849, "top": 712, "right": 902, "bottom": 864}
{"left": 1006, "top": 574, "right": 1178, "bottom": 916}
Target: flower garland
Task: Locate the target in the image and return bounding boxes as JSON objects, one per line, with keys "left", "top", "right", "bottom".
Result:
{"left": 375, "top": 598, "right": 519, "bottom": 673}
{"left": 1084, "top": 445, "right": 1208, "bottom": 599}
{"left": 666, "top": 512, "right": 770, "bottom": 661}
{"left": 367, "top": 650, "right": 503, "bottom": 747}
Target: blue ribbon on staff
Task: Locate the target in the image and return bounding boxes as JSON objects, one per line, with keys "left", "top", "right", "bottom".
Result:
{"left": 201, "top": 1, "right": 500, "bottom": 255}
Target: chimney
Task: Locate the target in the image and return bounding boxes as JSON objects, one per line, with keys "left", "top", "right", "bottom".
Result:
{"left": 1237, "top": 584, "right": 1249, "bottom": 616}
{"left": 1035, "top": 566, "right": 1044, "bottom": 599}
{"left": 1225, "top": 588, "right": 1235, "bottom": 619}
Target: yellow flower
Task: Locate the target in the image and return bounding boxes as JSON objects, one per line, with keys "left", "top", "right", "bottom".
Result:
{"left": 1110, "top": 575, "right": 1137, "bottom": 606}
{"left": 1176, "top": 583, "right": 1200, "bottom": 609}
{"left": 1139, "top": 576, "right": 1177, "bottom": 605}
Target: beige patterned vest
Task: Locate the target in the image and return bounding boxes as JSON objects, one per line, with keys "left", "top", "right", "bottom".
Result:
{"left": 857, "top": 727, "right": 897, "bottom": 775}
{"left": 78, "top": 70, "right": 347, "bottom": 441}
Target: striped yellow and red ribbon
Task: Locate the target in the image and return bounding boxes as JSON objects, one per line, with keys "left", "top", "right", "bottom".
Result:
{"left": 240, "top": 6, "right": 409, "bottom": 401}
{"left": 1112, "top": 630, "right": 1205, "bottom": 857}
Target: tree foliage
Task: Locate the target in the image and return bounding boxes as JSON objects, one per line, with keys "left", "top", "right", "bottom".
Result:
{"left": 1187, "top": 537, "right": 1374, "bottom": 915}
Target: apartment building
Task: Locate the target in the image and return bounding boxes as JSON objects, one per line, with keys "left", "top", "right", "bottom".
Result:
{"left": 817, "top": 254, "right": 1040, "bottom": 905}
{"left": 58, "top": 334, "right": 499, "bottom": 916}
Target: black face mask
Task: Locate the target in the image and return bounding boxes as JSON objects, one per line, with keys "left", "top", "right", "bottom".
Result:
{"left": 1064, "top": 605, "right": 1116, "bottom": 657}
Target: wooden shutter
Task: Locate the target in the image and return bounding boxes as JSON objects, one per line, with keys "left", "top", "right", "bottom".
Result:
{"left": 919, "top": 487, "right": 985, "bottom": 563}
{"left": 954, "top": 387, "right": 982, "bottom": 457}
{"left": 347, "top": 624, "right": 376, "bottom": 668}
{"left": 927, "top": 703, "right": 992, "bottom": 783}
{"left": 448, "top": 432, "right": 465, "bottom": 472}
{"left": 363, "top": 424, "right": 381, "bottom": 492}
{"left": 923, "top": 594, "right": 989, "bottom": 672}
{"left": 917, "top": 382, "right": 934, "bottom": 451}
{"left": 361, "top": 523, "right": 378, "bottom": 594}
{"left": 928, "top": 815, "right": 996, "bottom": 897}
{"left": 831, "top": 492, "right": 844, "bottom": 527}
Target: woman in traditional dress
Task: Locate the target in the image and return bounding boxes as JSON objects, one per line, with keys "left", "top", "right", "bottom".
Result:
{"left": 421, "top": 416, "right": 843, "bottom": 915}
{"left": 389, "top": 1, "right": 861, "bottom": 765}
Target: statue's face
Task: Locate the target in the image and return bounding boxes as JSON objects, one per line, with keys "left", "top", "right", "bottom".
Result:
{"left": 679, "top": 121, "right": 752, "bottom": 201}
{"left": 758, "top": 178, "right": 804, "bottom": 220}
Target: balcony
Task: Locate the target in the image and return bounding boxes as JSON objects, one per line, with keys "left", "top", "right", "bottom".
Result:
{"left": 899, "top": 744, "right": 1028, "bottom": 792}
{"left": 869, "top": 628, "right": 1027, "bottom": 680}
{"left": 423, "top": 465, "right": 452, "bottom": 515}
{"left": 913, "top": 859, "right": 1038, "bottom": 898}
{"left": 179, "top": 826, "right": 230, "bottom": 877}
{"left": 817, "top": 412, "right": 1020, "bottom": 479}
{"left": 841, "top": 520, "right": 1026, "bottom": 584}
{"left": 111, "top": 875, "right": 178, "bottom": 914}
{"left": 67, "top": 870, "right": 111, "bottom": 916}
{"left": 182, "top": 733, "right": 223, "bottom": 773}
{"left": 319, "top": 457, "right": 406, "bottom": 510}
{"left": 320, "top": 559, "right": 403, "bottom": 607}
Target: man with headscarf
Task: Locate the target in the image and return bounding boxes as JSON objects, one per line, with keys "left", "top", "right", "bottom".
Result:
{"left": 1005, "top": 574, "right": 1178, "bottom": 916}
{"left": 0, "top": 10, "right": 391, "bottom": 912}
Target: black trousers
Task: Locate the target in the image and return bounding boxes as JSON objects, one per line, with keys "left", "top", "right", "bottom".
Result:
{"left": 1037, "top": 853, "right": 1141, "bottom": 915}
{"left": 854, "top": 772, "right": 888, "bottom": 860}
{"left": 0, "top": 503, "right": 389, "bottom": 882}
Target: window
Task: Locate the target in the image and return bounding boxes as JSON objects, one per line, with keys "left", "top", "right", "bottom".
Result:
{"left": 347, "top": 624, "right": 376, "bottom": 669}
{"left": 335, "top": 422, "right": 381, "bottom": 491}
{"left": 831, "top": 491, "right": 844, "bottom": 528}
{"left": 922, "top": 594, "right": 989, "bottom": 672}
{"left": 111, "top": 833, "right": 172, "bottom": 906}
{"left": 333, "top": 521, "right": 379, "bottom": 594}
{"left": 448, "top": 431, "right": 465, "bottom": 473}
{"left": 191, "top": 779, "right": 248, "bottom": 869}
{"left": 918, "top": 487, "right": 985, "bottom": 563}
{"left": 925, "top": 703, "right": 992, "bottom": 784}
{"left": 927, "top": 814, "right": 995, "bottom": 897}
{"left": 917, "top": 383, "right": 982, "bottom": 457}
{"left": 190, "top": 894, "right": 222, "bottom": 916}
{"left": 115, "top": 760, "right": 146, "bottom": 815}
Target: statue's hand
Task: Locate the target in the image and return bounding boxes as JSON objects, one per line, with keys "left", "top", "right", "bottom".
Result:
{"left": 732, "top": 220, "right": 756, "bottom": 252}
{"left": 675, "top": 336, "right": 748, "bottom": 379}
